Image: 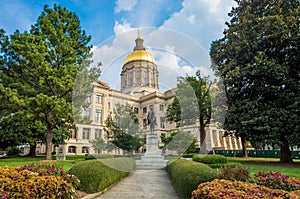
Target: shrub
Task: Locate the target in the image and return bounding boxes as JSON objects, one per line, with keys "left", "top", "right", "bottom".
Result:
{"left": 219, "top": 165, "right": 250, "bottom": 182}
{"left": 182, "top": 154, "right": 194, "bottom": 158}
{"left": 68, "top": 158, "right": 135, "bottom": 193}
{"left": 253, "top": 171, "right": 300, "bottom": 191}
{"left": 85, "top": 154, "right": 114, "bottom": 160}
{"left": 209, "top": 162, "right": 242, "bottom": 169}
{"left": 193, "top": 154, "right": 227, "bottom": 164}
{"left": 167, "top": 159, "right": 218, "bottom": 199}
{"left": 6, "top": 146, "right": 20, "bottom": 156}
{"left": 0, "top": 167, "right": 75, "bottom": 199}
{"left": 191, "top": 179, "right": 295, "bottom": 199}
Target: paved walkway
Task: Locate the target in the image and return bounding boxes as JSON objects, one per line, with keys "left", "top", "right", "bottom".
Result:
{"left": 93, "top": 169, "right": 180, "bottom": 199}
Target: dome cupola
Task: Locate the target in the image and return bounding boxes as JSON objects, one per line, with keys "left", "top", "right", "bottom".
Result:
{"left": 120, "top": 31, "right": 159, "bottom": 96}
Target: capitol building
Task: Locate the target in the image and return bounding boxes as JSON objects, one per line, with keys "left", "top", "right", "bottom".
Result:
{"left": 57, "top": 34, "right": 242, "bottom": 155}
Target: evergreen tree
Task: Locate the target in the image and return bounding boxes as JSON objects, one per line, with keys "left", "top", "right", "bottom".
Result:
{"left": 210, "top": 0, "right": 300, "bottom": 162}
{"left": 0, "top": 5, "right": 99, "bottom": 159}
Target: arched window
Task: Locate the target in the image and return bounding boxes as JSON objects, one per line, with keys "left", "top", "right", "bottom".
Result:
{"left": 68, "top": 146, "right": 76, "bottom": 153}
{"left": 82, "top": 146, "right": 89, "bottom": 154}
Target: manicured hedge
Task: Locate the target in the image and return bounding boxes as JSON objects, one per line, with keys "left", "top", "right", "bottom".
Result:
{"left": 181, "top": 154, "right": 194, "bottom": 158}
{"left": 193, "top": 154, "right": 227, "bottom": 164}
{"left": 208, "top": 162, "right": 242, "bottom": 169}
{"left": 84, "top": 154, "right": 114, "bottom": 160}
{"left": 68, "top": 158, "right": 136, "bottom": 193}
{"left": 166, "top": 159, "right": 218, "bottom": 199}
{"left": 192, "top": 179, "right": 300, "bottom": 199}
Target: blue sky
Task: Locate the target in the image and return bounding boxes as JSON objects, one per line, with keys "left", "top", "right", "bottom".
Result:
{"left": 0, "top": 0, "right": 237, "bottom": 91}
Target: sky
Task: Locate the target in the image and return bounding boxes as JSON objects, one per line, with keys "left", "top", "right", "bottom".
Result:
{"left": 0, "top": 0, "right": 237, "bottom": 91}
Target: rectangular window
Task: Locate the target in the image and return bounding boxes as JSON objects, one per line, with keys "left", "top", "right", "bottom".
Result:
{"left": 70, "top": 130, "right": 76, "bottom": 139}
{"left": 95, "top": 109, "right": 102, "bottom": 123}
{"left": 160, "top": 117, "right": 165, "bottom": 129}
{"left": 82, "top": 128, "right": 90, "bottom": 140}
{"left": 83, "top": 108, "right": 91, "bottom": 118}
{"left": 159, "top": 104, "right": 164, "bottom": 111}
{"left": 87, "top": 95, "right": 91, "bottom": 103}
{"left": 95, "top": 129, "right": 102, "bottom": 139}
{"left": 143, "top": 71, "right": 148, "bottom": 85}
{"left": 143, "top": 118, "right": 147, "bottom": 129}
{"left": 134, "top": 107, "right": 139, "bottom": 114}
{"left": 96, "top": 94, "right": 103, "bottom": 103}
{"left": 143, "top": 107, "right": 147, "bottom": 114}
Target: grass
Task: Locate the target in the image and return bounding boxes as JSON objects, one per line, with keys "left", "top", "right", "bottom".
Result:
{"left": 0, "top": 155, "right": 85, "bottom": 171}
{"left": 227, "top": 157, "right": 300, "bottom": 179}
{"left": 1, "top": 155, "right": 299, "bottom": 179}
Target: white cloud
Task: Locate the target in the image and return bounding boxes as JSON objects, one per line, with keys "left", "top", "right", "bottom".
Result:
{"left": 162, "top": 0, "right": 236, "bottom": 50}
{"left": 115, "top": 0, "right": 138, "bottom": 12}
{"left": 187, "top": 14, "right": 196, "bottom": 24}
{"left": 113, "top": 20, "right": 135, "bottom": 35}
{"left": 199, "top": 0, "right": 221, "bottom": 14}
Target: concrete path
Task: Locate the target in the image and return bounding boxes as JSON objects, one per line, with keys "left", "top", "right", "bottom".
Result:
{"left": 94, "top": 169, "right": 180, "bottom": 199}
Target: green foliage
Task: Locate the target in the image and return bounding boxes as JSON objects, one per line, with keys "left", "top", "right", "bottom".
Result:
{"left": 0, "top": 166, "right": 76, "bottom": 198}
{"left": 67, "top": 158, "right": 135, "bottom": 193}
{"left": 0, "top": 4, "right": 100, "bottom": 160}
{"left": 89, "top": 138, "right": 107, "bottom": 154}
{"left": 191, "top": 179, "right": 298, "bottom": 199}
{"left": 181, "top": 154, "right": 194, "bottom": 158}
{"left": 166, "top": 72, "right": 212, "bottom": 154}
{"left": 208, "top": 162, "right": 242, "bottom": 169}
{"left": 162, "top": 130, "right": 196, "bottom": 155}
{"left": 219, "top": 165, "right": 250, "bottom": 182}
{"left": 6, "top": 146, "right": 20, "bottom": 156}
{"left": 253, "top": 171, "right": 300, "bottom": 191}
{"left": 166, "top": 159, "right": 218, "bottom": 199}
{"left": 104, "top": 103, "right": 143, "bottom": 153}
{"left": 210, "top": 0, "right": 300, "bottom": 162}
{"left": 84, "top": 154, "right": 114, "bottom": 160}
{"left": 193, "top": 154, "right": 227, "bottom": 164}
{"left": 166, "top": 97, "right": 181, "bottom": 126}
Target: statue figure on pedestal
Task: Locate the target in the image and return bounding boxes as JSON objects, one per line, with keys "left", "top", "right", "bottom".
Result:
{"left": 147, "top": 107, "right": 156, "bottom": 134}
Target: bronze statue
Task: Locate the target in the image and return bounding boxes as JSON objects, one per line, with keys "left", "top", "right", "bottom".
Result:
{"left": 147, "top": 106, "right": 156, "bottom": 134}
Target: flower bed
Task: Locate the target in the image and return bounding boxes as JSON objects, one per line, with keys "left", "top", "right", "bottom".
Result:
{"left": 253, "top": 171, "right": 300, "bottom": 191}
{"left": 192, "top": 179, "right": 300, "bottom": 199}
{"left": 0, "top": 165, "right": 77, "bottom": 199}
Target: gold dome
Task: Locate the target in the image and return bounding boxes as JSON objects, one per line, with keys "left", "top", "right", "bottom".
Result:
{"left": 123, "top": 49, "right": 156, "bottom": 65}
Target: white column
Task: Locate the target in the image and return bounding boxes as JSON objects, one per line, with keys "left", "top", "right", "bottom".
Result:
{"left": 222, "top": 131, "right": 228, "bottom": 150}
{"left": 226, "top": 136, "right": 232, "bottom": 150}
{"left": 214, "top": 130, "right": 221, "bottom": 147}
{"left": 206, "top": 127, "right": 213, "bottom": 150}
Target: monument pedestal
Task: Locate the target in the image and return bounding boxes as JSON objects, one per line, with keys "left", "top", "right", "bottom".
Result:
{"left": 56, "top": 144, "right": 66, "bottom": 161}
{"left": 136, "top": 134, "right": 168, "bottom": 169}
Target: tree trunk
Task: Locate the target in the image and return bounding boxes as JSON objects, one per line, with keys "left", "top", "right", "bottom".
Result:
{"left": 279, "top": 133, "right": 293, "bottom": 163}
{"left": 28, "top": 144, "right": 36, "bottom": 157}
{"left": 46, "top": 127, "right": 53, "bottom": 160}
{"left": 241, "top": 137, "right": 248, "bottom": 158}
{"left": 199, "top": 125, "right": 207, "bottom": 154}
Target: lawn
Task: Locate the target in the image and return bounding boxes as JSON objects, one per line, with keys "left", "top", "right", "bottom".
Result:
{"left": 1, "top": 155, "right": 300, "bottom": 179}
{"left": 0, "top": 155, "right": 85, "bottom": 171}
{"left": 227, "top": 157, "right": 300, "bottom": 179}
